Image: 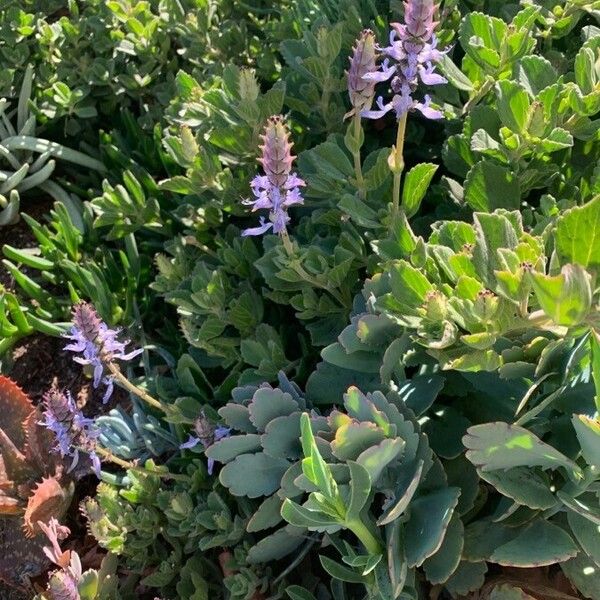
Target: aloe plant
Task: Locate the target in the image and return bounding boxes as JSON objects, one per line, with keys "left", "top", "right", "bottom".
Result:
{"left": 0, "top": 377, "right": 77, "bottom": 589}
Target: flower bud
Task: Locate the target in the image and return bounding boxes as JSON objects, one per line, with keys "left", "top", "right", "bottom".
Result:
{"left": 347, "top": 30, "right": 378, "bottom": 115}
{"left": 238, "top": 68, "right": 260, "bottom": 103}
{"left": 258, "top": 116, "right": 295, "bottom": 188}
{"left": 404, "top": 0, "right": 437, "bottom": 41}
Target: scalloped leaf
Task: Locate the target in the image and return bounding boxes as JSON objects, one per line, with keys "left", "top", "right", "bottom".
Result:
{"left": 422, "top": 513, "right": 464, "bottom": 584}
{"left": 247, "top": 494, "right": 284, "bottom": 533}
{"left": 357, "top": 438, "right": 405, "bottom": 483}
{"left": 205, "top": 434, "right": 262, "bottom": 463}
{"left": 220, "top": 453, "right": 289, "bottom": 498}
{"left": 248, "top": 388, "right": 299, "bottom": 431}
{"left": 490, "top": 521, "right": 577, "bottom": 566}
{"left": 463, "top": 422, "right": 582, "bottom": 478}
{"left": 444, "top": 560, "right": 488, "bottom": 597}
{"left": 478, "top": 467, "right": 557, "bottom": 509}
{"left": 404, "top": 487, "right": 460, "bottom": 567}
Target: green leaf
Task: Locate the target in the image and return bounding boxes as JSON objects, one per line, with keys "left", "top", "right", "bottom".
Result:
{"left": 205, "top": 434, "right": 262, "bottom": 463}
{"left": 220, "top": 453, "right": 289, "bottom": 498}
{"left": 478, "top": 467, "right": 556, "bottom": 509}
{"left": 539, "top": 128, "right": 573, "bottom": 153}
{"left": 463, "top": 422, "right": 582, "bottom": 478}
{"left": 555, "top": 196, "right": 600, "bottom": 273}
{"left": 422, "top": 514, "right": 464, "bottom": 584}
{"left": 247, "top": 495, "right": 284, "bottom": 532}
{"left": 247, "top": 527, "right": 304, "bottom": 563}
{"left": 248, "top": 388, "right": 299, "bottom": 430}
{"left": 592, "top": 333, "right": 600, "bottom": 413}
{"left": 346, "top": 461, "right": 372, "bottom": 521}
{"left": 572, "top": 415, "right": 600, "bottom": 467}
{"left": 517, "top": 55, "right": 558, "bottom": 96}
{"left": 402, "top": 163, "right": 438, "bottom": 218}
{"left": 561, "top": 553, "right": 600, "bottom": 600}
{"left": 465, "top": 160, "right": 521, "bottom": 212}
{"left": 438, "top": 54, "right": 474, "bottom": 91}
{"left": 377, "top": 460, "right": 424, "bottom": 526}
{"left": 286, "top": 586, "right": 318, "bottom": 600}
{"left": 357, "top": 438, "right": 405, "bottom": 483}
{"left": 405, "top": 487, "right": 460, "bottom": 567}
{"left": 445, "top": 561, "right": 487, "bottom": 597}
{"left": 281, "top": 499, "right": 338, "bottom": 529}
{"left": 567, "top": 510, "right": 600, "bottom": 567}
{"left": 530, "top": 264, "right": 592, "bottom": 326}
{"left": 496, "top": 80, "right": 530, "bottom": 133}
{"left": 319, "top": 556, "right": 365, "bottom": 583}
{"left": 490, "top": 520, "right": 578, "bottom": 566}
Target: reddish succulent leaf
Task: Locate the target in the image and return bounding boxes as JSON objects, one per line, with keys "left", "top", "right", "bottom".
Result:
{"left": 23, "top": 477, "right": 73, "bottom": 538}
{"left": 0, "top": 428, "right": 31, "bottom": 483}
{"left": 0, "top": 377, "right": 33, "bottom": 449}
{"left": 0, "top": 491, "right": 21, "bottom": 515}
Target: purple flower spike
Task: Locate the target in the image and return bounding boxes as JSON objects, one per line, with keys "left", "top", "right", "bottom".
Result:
{"left": 180, "top": 413, "right": 231, "bottom": 475}
{"left": 41, "top": 388, "right": 101, "bottom": 477}
{"left": 346, "top": 29, "right": 378, "bottom": 117}
{"left": 242, "top": 116, "right": 305, "bottom": 237}
{"left": 64, "top": 302, "right": 143, "bottom": 402}
{"left": 361, "top": 0, "right": 447, "bottom": 121}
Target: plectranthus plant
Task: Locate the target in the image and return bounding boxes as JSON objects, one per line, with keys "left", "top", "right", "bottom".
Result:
{"left": 362, "top": 0, "right": 447, "bottom": 232}
{"left": 64, "top": 301, "right": 144, "bottom": 404}
{"left": 242, "top": 115, "right": 305, "bottom": 239}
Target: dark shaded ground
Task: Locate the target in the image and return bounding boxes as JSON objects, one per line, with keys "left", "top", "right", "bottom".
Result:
{"left": 0, "top": 198, "right": 52, "bottom": 291}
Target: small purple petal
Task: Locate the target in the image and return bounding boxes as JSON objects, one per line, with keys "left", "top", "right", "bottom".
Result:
{"left": 180, "top": 435, "right": 201, "bottom": 450}
{"left": 242, "top": 218, "right": 273, "bottom": 237}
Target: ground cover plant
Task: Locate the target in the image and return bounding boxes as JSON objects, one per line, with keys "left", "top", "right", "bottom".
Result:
{"left": 0, "top": 0, "right": 599, "bottom": 599}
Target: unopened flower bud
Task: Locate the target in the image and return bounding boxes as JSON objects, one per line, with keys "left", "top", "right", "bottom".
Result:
{"left": 347, "top": 30, "right": 378, "bottom": 115}
{"left": 238, "top": 68, "right": 260, "bottom": 102}
{"left": 258, "top": 115, "right": 295, "bottom": 188}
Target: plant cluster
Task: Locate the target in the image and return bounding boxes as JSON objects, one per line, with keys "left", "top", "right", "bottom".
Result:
{"left": 0, "top": 0, "right": 599, "bottom": 599}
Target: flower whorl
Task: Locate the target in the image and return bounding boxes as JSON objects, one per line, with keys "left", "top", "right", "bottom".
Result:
{"left": 362, "top": 0, "right": 447, "bottom": 120}
{"left": 242, "top": 116, "right": 305, "bottom": 237}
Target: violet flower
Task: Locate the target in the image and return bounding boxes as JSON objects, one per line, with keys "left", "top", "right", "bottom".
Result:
{"left": 362, "top": 0, "right": 447, "bottom": 120}
{"left": 242, "top": 115, "right": 305, "bottom": 237}
{"left": 180, "top": 412, "right": 231, "bottom": 475}
{"left": 346, "top": 29, "right": 378, "bottom": 117}
{"left": 41, "top": 388, "right": 101, "bottom": 477}
{"left": 64, "top": 302, "right": 142, "bottom": 403}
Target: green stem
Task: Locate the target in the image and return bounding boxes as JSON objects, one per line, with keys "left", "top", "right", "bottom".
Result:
{"left": 390, "top": 112, "right": 408, "bottom": 233}
{"left": 107, "top": 362, "right": 165, "bottom": 412}
{"left": 462, "top": 76, "right": 494, "bottom": 115}
{"left": 95, "top": 447, "right": 189, "bottom": 481}
{"left": 346, "top": 518, "right": 383, "bottom": 555}
{"left": 352, "top": 114, "right": 365, "bottom": 198}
